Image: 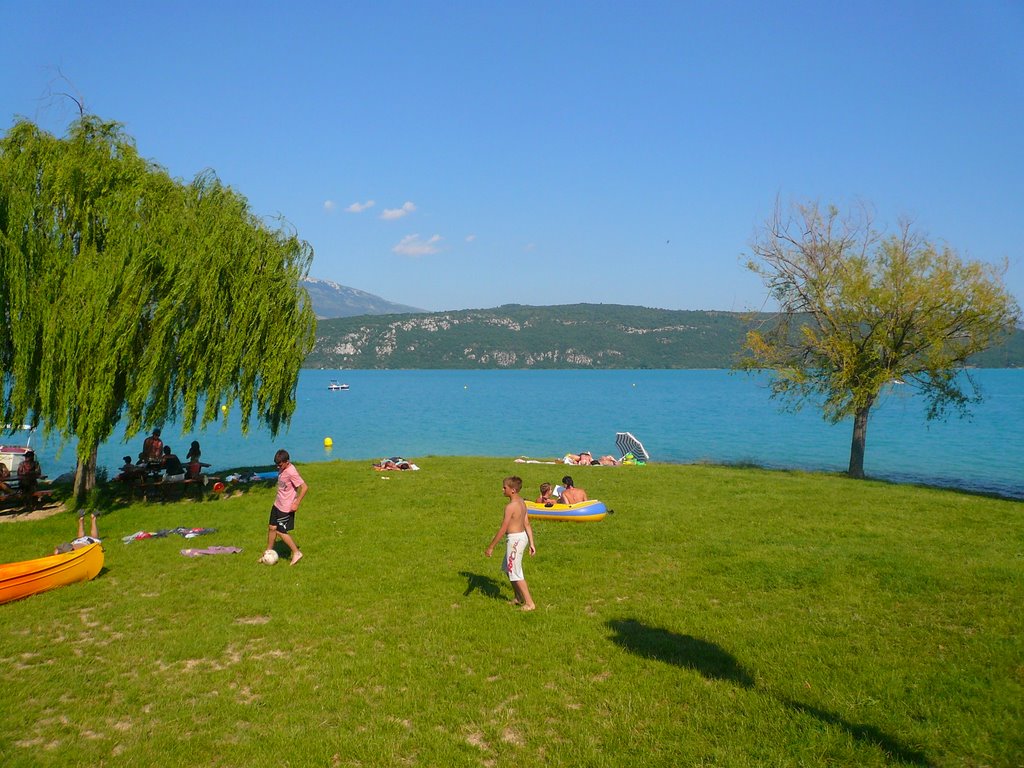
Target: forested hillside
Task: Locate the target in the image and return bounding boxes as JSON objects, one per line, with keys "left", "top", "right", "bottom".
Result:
{"left": 307, "top": 304, "right": 1024, "bottom": 369}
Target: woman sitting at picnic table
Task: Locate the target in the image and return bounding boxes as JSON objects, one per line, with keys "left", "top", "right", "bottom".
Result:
{"left": 184, "top": 441, "right": 210, "bottom": 479}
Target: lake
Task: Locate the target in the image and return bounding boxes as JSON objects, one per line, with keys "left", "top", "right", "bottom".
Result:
{"left": 13, "top": 369, "right": 1024, "bottom": 500}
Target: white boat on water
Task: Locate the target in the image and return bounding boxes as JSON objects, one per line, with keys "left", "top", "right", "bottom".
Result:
{"left": 328, "top": 380, "right": 350, "bottom": 391}
{"left": 0, "top": 425, "right": 35, "bottom": 475}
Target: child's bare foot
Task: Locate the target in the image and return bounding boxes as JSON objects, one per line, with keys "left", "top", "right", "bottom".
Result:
{"left": 290, "top": 551, "right": 304, "bottom": 566}
{"left": 509, "top": 599, "right": 522, "bottom": 606}
{"left": 520, "top": 603, "right": 536, "bottom": 612}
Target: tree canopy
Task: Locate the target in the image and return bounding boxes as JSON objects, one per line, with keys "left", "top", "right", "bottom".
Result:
{"left": 0, "top": 115, "right": 316, "bottom": 497}
{"left": 740, "top": 201, "right": 1020, "bottom": 479}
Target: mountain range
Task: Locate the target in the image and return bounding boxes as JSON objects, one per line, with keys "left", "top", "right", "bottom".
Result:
{"left": 303, "top": 279, "right": 1024, "bottom": 369}
{"left": 302, "top": 277, "right": 423, "bottom": 318}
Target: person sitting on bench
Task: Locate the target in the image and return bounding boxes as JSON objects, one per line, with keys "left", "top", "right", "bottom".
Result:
{"left": 140, "top": 428, "right": 164, "bottom": 466}
{"left": 17, "top": 451, "right": 42, "bottom": 495}
{"left": 162, "top": 446, "right": 186, "bottom": 482}
{"left": 184, "top": 441, "right": 210, "bottom": 479}
{"left": 115, "top": 456, "right": 144, "bottom": 483}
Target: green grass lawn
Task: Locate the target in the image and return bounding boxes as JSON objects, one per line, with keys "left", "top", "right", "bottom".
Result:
{"left": 1, "top": 458, "right": 1021, "bottom": 767}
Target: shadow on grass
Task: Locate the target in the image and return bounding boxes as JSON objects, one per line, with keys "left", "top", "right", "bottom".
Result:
{"left": 606, "top": 618, "right": 931, "bottom": 767}
{"left": 606, "top": 618, "right": 755, "bottom": 687}
{"left": 459, "top": 571, "right": 505, "bottom": 601}
{"left": 779, "top": 697, "right": 932, "bottom": 766}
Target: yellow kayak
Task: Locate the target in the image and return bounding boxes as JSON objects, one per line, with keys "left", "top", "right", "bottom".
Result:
{"left": 525, "top": 499, "right": 609, "bottom": 522}
{"left": 0, "top": 542, "right": 104, "bottom": 605}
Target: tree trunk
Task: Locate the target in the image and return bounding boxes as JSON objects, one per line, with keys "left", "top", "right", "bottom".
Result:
{"left": 72, "top": 447, "right": 98, "bottom": 503}
{"left": 848, "top": 403, "right": 872, "bottom": 479}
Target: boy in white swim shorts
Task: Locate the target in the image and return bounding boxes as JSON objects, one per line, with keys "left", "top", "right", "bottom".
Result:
{"left": 484, "top": 476, "right": 537, "bottom": 611}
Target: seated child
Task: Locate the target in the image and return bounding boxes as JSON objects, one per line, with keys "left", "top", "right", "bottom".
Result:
{"left": 535, "top": 482, "right": 559, "bottom": 506}
{"left": 185, "top": 441, "right": 210, "bottom": 479}
{"left": 115, "top": 455, "right": 143, "bottom": 483}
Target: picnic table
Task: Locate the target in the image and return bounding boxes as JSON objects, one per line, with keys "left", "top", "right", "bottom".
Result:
{"left": 131, "top": 476, "right": 206, "bottom": 501}
{"left": 0, "top": 485, "right": 56, "bottom": 511}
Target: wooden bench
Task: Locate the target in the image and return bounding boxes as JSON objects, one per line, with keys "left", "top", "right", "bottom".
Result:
{"left": 0, "top": 489, "right": 56, "bottom": 511}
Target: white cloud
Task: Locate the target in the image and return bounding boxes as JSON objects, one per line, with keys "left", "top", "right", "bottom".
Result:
{"left": 465, "top": 234, "right": 477, "bottom": 243}
{"left": 393, "top": 234, "right": 442, "bottom": 257}
{"left": 323, "top": 200, "right": 336, "bottom": 212}
{"left": 346, "top": 200, "right": 375, "bottom": 213}
{"left": 380, "top": 201, "right": 417, "bottom": 220}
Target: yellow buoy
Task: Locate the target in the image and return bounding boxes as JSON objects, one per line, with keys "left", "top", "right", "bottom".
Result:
{"left": 324, "top": 437, "right": 333, "bottom": 447}
{"left": 221, "top": 404, "right": 228, "bottom": 413}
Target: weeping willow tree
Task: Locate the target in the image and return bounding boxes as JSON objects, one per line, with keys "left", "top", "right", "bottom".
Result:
{"left": 0, "top": 115, "right": 316, "bottom": 500}
{"left": 740, "top": 201, "right": 1020, "bottom": 480}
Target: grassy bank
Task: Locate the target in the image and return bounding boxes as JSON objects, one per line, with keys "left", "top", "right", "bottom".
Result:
{"left": 1, "top": 459, "right": 1021, "bottom": 766}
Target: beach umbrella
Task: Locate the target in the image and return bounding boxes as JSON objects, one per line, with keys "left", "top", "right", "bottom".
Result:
{"left": 615, "top": 432, "right": 649, "bottom": 462}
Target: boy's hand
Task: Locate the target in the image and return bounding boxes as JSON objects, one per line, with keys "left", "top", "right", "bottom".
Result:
{"left": 484, "top": 546, "right": 493, "bottom": 557}
{"left": 529, "top": 544, "right": 536, "bottom": 556}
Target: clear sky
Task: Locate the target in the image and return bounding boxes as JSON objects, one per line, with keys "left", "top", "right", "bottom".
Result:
{"left": 3, "top": 1, "right": 1022, "bottom": 312}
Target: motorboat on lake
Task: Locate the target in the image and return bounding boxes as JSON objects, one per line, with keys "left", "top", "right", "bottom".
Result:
{"left": 0, "top": 425, "right": 36, "bottom": 476}
{"left": 328, "top": 380, "right": 350, "bottom": 391}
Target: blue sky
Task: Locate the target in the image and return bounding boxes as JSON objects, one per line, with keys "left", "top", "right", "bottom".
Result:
{"left": 3, "top": 1, "right": 1022, "bottom": 312}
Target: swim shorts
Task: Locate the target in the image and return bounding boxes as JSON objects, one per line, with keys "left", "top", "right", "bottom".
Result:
{"left": 269, "top": 506, "right": 295, "bottom": 533}
{"left": 504, "top": 531, "right": 528, "bottom": 582}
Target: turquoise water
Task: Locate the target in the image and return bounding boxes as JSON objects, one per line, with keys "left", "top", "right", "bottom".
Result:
{"left": 15, "top": 369, "right": 1024, "bottom": 499}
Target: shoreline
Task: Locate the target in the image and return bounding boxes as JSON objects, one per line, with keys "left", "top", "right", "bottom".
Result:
{"left": 20, "top": 457, "right": 1024, "bottom": 513}
{"left": 17, "top": 369, "right": 1024, "bottom": 504}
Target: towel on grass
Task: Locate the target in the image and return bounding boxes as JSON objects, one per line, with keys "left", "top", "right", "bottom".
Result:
{"left": 181, "top": 546, "right": 242, "bottom": 557}
{"left": 123, "top": 527, "right": 217, "bottom": 543}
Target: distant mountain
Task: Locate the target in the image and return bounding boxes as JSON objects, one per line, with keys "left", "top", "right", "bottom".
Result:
{"left": 307, "top": 303, "right": 1024, "bottom": 370}
{"left": 309, "top": 304, "right": 755, "bottom": 369}
{"left": 302, "top": 278, "right": 424, "bottom": 319}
